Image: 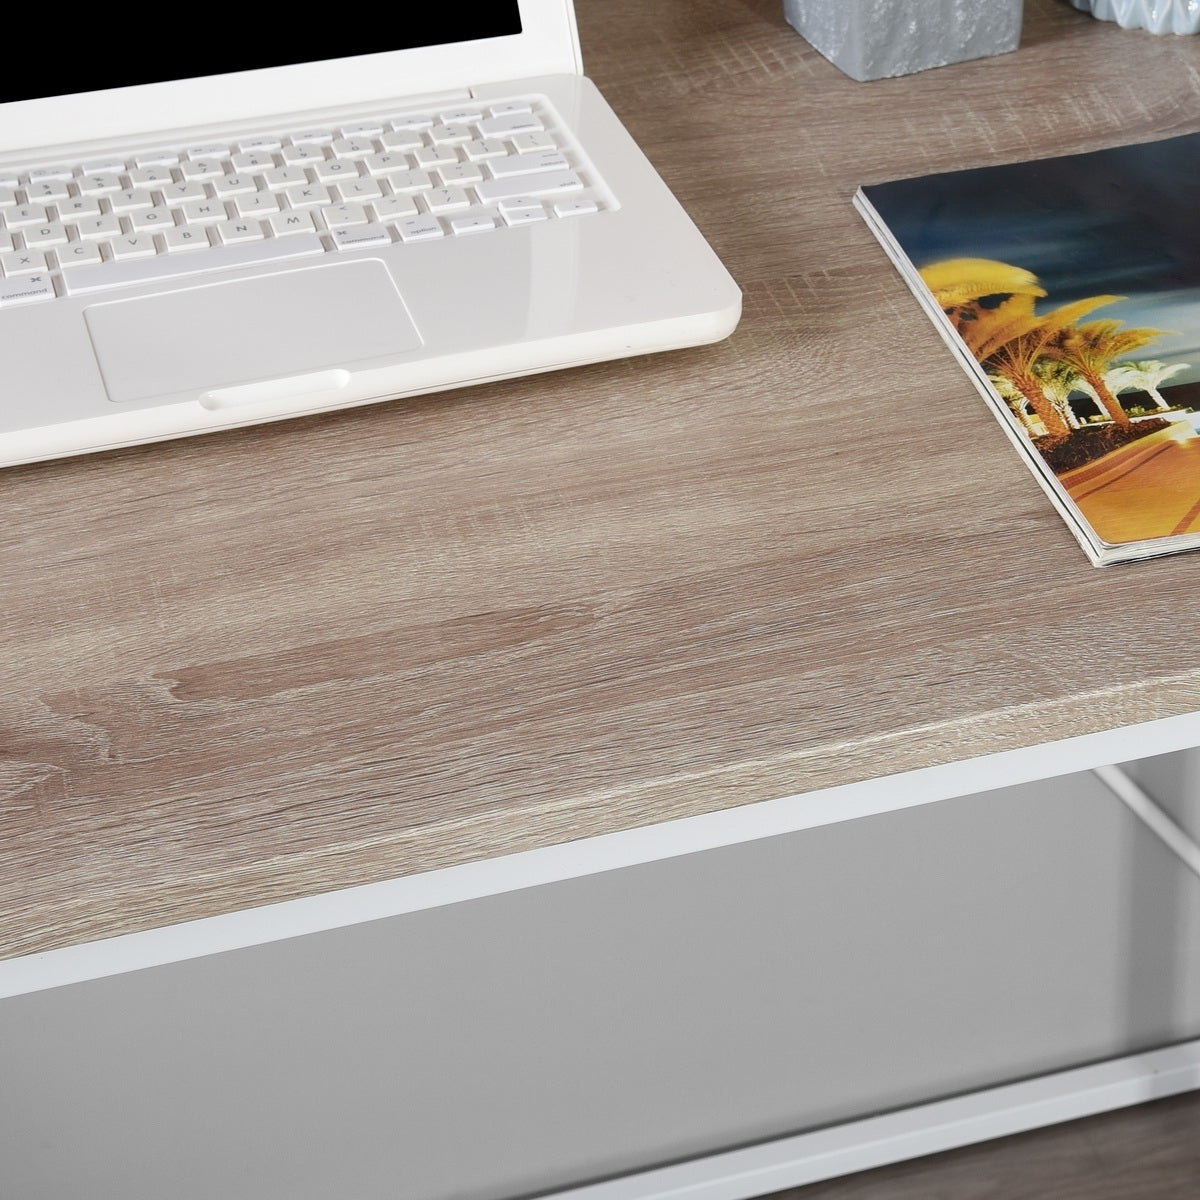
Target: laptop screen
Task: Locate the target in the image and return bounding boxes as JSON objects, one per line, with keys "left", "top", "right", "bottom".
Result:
{"left": 1, "top": 9, "right": 524, "bottom": 104}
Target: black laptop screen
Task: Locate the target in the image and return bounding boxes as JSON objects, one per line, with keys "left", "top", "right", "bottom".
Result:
{"left": 1, "top": 9, "right": 524, "bottom": 103}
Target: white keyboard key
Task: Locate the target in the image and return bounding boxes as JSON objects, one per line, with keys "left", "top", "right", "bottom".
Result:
{"left": 0, "top": 232, "right": 11, "bottom": 253}
{"left": 553, "top": 195, "right": 599, "bottom": 217}
{"left": 108, "top": 233, "right": 158, "bottom": 261}
{"left": 461, "top": 138, "right": 509, "bottom": 162}
{"left": 284, "top": 183, "right": 331, "bottom": 209}
{"left": 413, "top": 146, "right": 459, "bottom": 170}
{"left": 510, "top": 132, "right": 557, "bottom": 154}
{"left": 186, "top": 145, "right": 230, "bottom": 160}
{"left": 0, "top": 173, "right": 17, "bottom": 189}
{"left": 215, "top": 219, "right": 265, "bottom": 245}
{"left": 133, "top": 149, "right": 180, "bottom": 167}
{"left": 0, "top": 274, "right": 55, "bottom": 305}
{"left": 23, "top": 222, "right": 69, "bottom": 247}
{"left": 488, "top": 151, "right": 571, "bottom": 179}
{"left": 330, "top": 138, "right": 377, "bottom": 159}
{"left": 475, "top": 170, "right": 582, "bottom": 204}
{"left": 127, "top": 206, "right": 176, "bottom": 231}
{"left": 449, "top": 213, "right": 496, "bottom": 236}
{"left": 439, "top": 106, "right": 485, "bottom": 124}
{"left": 334, "top": 178, "right": 384, "bottom": 203}
{"left": 428, "top": 123, "right": 472, "bottom": 146}
{"left": 478, "top": 112, "right": 545, "bottom": 138}
{"left": 261, "top": 166, "right": 308, "bottom": 189}
{"left": 5, "top": 203, "right": 50, "bottom": 228}
{"left": 179, "top": 159, "right": 225, "bottom": 181}
{"left": 332, "top": 223, "right": 391, "bottom": 250}
{"left": 56, "top": 240, "right": 104, "bottom": 267}
{"left": 312, "top": 159, "right": 360, "bottom": 183}
{"left": 0, "top": 188, "right": 16, "bottom": 208}
{"left": 340, "top": 121, "right": 384, "bottom": 138}
{"left": 61, "top": 232, "right": 323, "bottom": 294}
{"left": 232, "top": 192, "right": 282, "bottom": 217}
{"left": 268, "top": 210, "right": 317, "bottom": 236}
{"left": 178, "top": 199, "right": 227, "bottom": 224}
{"left": 158, "top": 180, "right": 209, "bottom": 203}
{"left": 161, "top": 226, "right": 211, "bottom": 253}
{"left": 489, "top": 101, "right": 533, "bottom": 117}
{"left": 388, "top": 169, "right": 433, "bottom": 195}
{"left": 1, "top": 248, "right": 48, "bottom": 274}
{"left": 423, "top": 187, "right": 470, "bottom": 213}
{"left": 396, "top": 215, "right": 443, "bottom": 242}
{"left": 26, "top": 164, "right": 75, "bottom": 182}
{"left": 237, "top": 136, "right": 282, "bottom": 153}
{"left": 212, "top": 174, "right": 257, "bottom": 198}
{"left": 58, "top": 195, "right": 104, "bottom": 219}
{"left": 128, "top": 166, "right": 174, "bottom": 186}
{"left": 281, "top": 143, "right": 327, "bottom": 165}
{"left": 373, "top": 194, "right": 419, "bottom": 221}
{"left": 79, "top": 157, "right": 128, "bottom": 174}
{"left": 289, "top": 129, "right": 333, "bottom": 145}
{"left": 390, "top": 113, "right": 434, "bottom": 131}
{"left": 321, "top": 203, "right": 369, "bottom": 230}
{"left": 231, "top": 150, "right": 277, "bottom": 172}
{"left": 109, "top": 188, "right": 155, "bottom": 212}
{"left": 27, "top": 178, "right": 72, "bottom": 202}
{"left": 498, "top": 200, "right": 547, "bottom": 226}
{"left": 363, "top": 152, "right": 410, "bottom": 177}
{"left": 76, "top": 213, "right": 122, "bottom": 240}
{"left": 438, "top": 162, "right": 484, "bottom": 187}
{"left": 379, "top": 129, "right": 424, "bottom": 153}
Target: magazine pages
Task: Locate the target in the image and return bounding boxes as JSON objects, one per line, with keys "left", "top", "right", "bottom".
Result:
{"left": 855, "top": 132, "right": 1200, "bottom": 566}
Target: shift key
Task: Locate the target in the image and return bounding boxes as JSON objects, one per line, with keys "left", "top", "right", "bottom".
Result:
{"left": 475, "top": 169, "right": 583, "bottom": 204}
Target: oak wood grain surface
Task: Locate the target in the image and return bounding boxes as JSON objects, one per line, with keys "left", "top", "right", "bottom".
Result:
{"left": 5, "top": 0, "right": 1200, "bottom": 960}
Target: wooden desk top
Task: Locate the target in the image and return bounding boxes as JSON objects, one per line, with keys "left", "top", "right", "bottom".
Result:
{"left": 6, "top": 0, "right": 1200, "bottom": 961}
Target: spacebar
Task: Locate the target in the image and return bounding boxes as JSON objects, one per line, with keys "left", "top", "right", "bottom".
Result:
{"left": 60, "top": 234, "right": 326, "bottom": 296}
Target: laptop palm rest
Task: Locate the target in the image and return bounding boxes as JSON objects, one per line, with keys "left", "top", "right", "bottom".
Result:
{"left": 83, "top": 260, "right": 422, "bottom": 405}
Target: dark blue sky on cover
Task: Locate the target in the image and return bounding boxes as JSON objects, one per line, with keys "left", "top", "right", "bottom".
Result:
{"left": 861, "top": 132, "right": 1200, "bottom": 385}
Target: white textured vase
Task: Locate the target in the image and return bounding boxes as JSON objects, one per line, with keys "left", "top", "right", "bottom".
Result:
{"left": 1070, "top": 0, "right": 1200, "bottom": 33}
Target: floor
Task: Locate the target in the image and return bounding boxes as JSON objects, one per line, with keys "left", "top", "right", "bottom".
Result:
{"left": 768, "top": 1089, "right": 1200, "bottom": 1199}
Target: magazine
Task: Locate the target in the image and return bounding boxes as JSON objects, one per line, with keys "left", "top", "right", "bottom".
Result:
{"left": 855, "top": 132, "right": 1200, "bottom": 566}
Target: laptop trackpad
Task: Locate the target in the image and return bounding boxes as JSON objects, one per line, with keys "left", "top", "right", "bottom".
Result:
{"left": 84, "top": 260, "right": 422, "bottom": 404}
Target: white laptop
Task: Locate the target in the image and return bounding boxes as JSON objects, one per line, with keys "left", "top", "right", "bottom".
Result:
{"left": 0, "top": 4, "right": 741, "bottom": 468}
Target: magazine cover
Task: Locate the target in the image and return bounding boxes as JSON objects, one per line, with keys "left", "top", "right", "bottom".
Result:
{"left": 855, "top": 132, "right": 1200, "bottom": 565}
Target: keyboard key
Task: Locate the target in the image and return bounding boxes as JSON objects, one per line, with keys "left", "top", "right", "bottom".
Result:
{"left": 284, "top": 184, "right": 331, "bottom": 209}
{"left": 215, "top": 219, "right": 265, "bottom": 245}
{"left": 0, "top": 273, "right": 55, "bottom": 305}
{"left": 475, "top": 170, "right": 582, "bottom": 204}
{"left": 4, "top": 204, "right": 50, "bottom": 228}
{"left": 78, "top": 173, "right": 126, "bottom": 197}
{"left": 428, "top": 123, "right": 472, "bottom": 146}
{"left": 423, "top": 187, "right": 470, "bottom": 213}
{"left": 321, "top": 203, "right": 369, "bottom": 230}
{"left": 158, "top": 180, "right": 209, "bottom": 203}
{"left": 2, "top": 248, "right": 49, "bottom": 275}
{"left": 390, "top": 113, "right": 434, "bottom": 131}
{"left": 510, "top": 132, "right": 557, "bottom": 154}
{"left": 23, "top": 222, "right": 69, "bottom": 247}
{"left": 0, "top": 188, "right": 16, "bottom": 208}
{"left": 212, "top": 174, "right": 257, "bottom": 198}
{"left": 26, "top": 179, "right": 72, "bottom": 202}
{"left": 413, "top": 146, "right": 459, "bottom": 170}
{"left": 57, "top": 195, "right": 104, "bottom": 220}
{"left": 438, "top": 162, "right": 484, "bottom": 187}
{"left": 478, "top": 112, "right": 545, "bottom": 138}
{"left": 237, "top": 136, "right": 282, "bottom": 153}
{"left": 127, "top": 206, "right": 176, "bottom": 231}
{"left": 449, "top": 213, "right": 496, "bottom": 236}
{"left": 289, "top": 129, "right": 334, "bottom": 145}
{"left": 179, "top": 159, "right": 225, "bottom": 181}
{"left": 56, "top": 240, "right": 104, "bottom": 267}
{"left": 185, "top": 145, "right": 230, "bottom": 160}
{"left": 488, "top": 151, "right": 571, "bottom": 179}
{"left": 330, "top": 138, "right": 377, "bottom": 159}
{"left": 26, "top": 164, "right": 75, "bottom": 182}
{"left": 334, "top": 178, "right": 384, "bottom": 203}
{"left": 280, "top": 143, "right": 327, "bottom": 165}
{"left": 267, "top": 211, "right": 317, "bottom": 236}
{"left": 461, "top": 138, "right": 509, "bottom": 162}
{"left": 178, "top": 199, "right": 227, "bottom": 224}
{"left": 232, "top": 192, "right": 282, "bottom": 217}
{"left": 312, "top": 159, "right": 360, "bottom": 183}
{"left": 128, "top": 166, "right": 174, "bottom": 186}
{"left": 108, "top": 188, "right": 155, "bottom": 212}
{"left": 261, "top": 166, "right": 308, "bottom": 189}
{"left": 340, "top": 122, "right": 384, "bottom": 138}
{"left": 133, "top": 149, "right": 180, "bottom": 168}
{"left": 332, "top": 224, "right": 391, "bottom": 250}
{"left": 363, "top": 152, "right": 410, "bottom": 178}
{"left": 373, "top": 194, "right": 419, "bottom": 221}
{"left": 395, "top": 215, "right": 443, "bottom": 242}
{"left": 489, "top": 101, "right": 532, "bottom": 117}
{"left": 231, "top": 150, "right": 277, "bottom": 172}
{"left": 161, "top": 227, "right": 211, "bottom": 253}
{"left": 498, "top": 201, "right": 547, "bottom": 226}
{"left": 108, "top": 233, "right": 158, "bottom": 260}
{"left": 553, "top": 195, "right": 600, "bottom": 217}
{"left": 79, "top": 157, "right": 127, "bottom": 174}
{"left": 379, "top": 129, "right": 424, "bottom": 153}
{"left": 387, "top": 170, "right": 434, "bottom": 195}
{"left": 439, "top": 106, "right": 485, "bottom": 124}
{"left": 75, "top": 214, "right": 122, "bottom": 240}
{"left": 60, "top": 232, "right": 323, "bottom": 295}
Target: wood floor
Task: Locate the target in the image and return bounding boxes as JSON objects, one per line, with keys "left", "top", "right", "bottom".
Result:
{"left": 767, "top": 1090, "right": 1200, "bottom": 1199}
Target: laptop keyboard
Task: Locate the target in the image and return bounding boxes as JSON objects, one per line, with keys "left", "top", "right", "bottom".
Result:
{"left": 0, "top": 96, "right": 609, "bottom": 307}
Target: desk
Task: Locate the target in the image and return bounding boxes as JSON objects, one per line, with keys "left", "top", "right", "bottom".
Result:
{"left": 4, "top": 2, "right": 1200, "bottom": 1197}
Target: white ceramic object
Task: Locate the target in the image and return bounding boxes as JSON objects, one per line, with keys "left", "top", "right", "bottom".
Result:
{"left": 1069, "top": 0, "right": 1200, "bottom": 33}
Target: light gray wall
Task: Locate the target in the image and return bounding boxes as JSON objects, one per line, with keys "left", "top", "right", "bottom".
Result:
{"left": 4, "top": 770, "right": 1200, "bottom": 1200}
